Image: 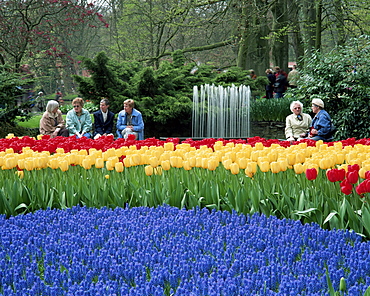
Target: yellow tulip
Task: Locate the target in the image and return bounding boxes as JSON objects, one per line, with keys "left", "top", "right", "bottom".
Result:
{"left": 95, "top": 158, "right": 105, "bottom": 169}
{"left": 255, "top": 142, "right": 264, "bottom": 150}
{"left": 5, "top": 148, "right": 14, "bottom": 154}
{"left": 250, "top": 151, "right": 260, "bottom": 162}
{"left": 225, "top": 151, "right": 236, "bottom": 162}
{"left": 237, "top": 158, "right": 248, "bottom": 169}
{"left": 115, "top": 162, "right": 124, "bottom": 173}
{"left": 17, "top": 159, "right": 25, "bottom": 170}
{"left": 16, "top": 170, "right": 24, "bottom": 179}
{"left": 24, "top": 159, "right": 34, "bottom": 171}
{"left": 105, "top": 174, "right": 110, "bottom": 179}
{"left": 259, "top": 161, "right": 270, "bottom": 173}
{"left": 56, "top": 148, "right": 65, "bottom": 154}
{"left": 208, "top": 158, "right": 218, "bottom": 171}
{"left": 106, "top": 160, "right": 114, "bottom": 171}
{"left": 183, "top": 160, "right": 192, "bottom": 171}
{"left": 145, "top": 165, "right": 154, "bottom": 176}
{"left": 222, "top": 159, "right": 232, "bottom": 170}
{"left": 270, "top": 161, "right": 280, "bottom": 174}
{"left": 188, "top": 157, "right": 196, "bottom": 167}
{"left": 293, "top": 163, "right": 304, "bottom": 174}
{"left": 164, "top": 142, "right": 174, "bottom": 151}
{"left": 59, "top": 160, "right": 69, "bottom": 172}
{"left": 286, "top": 154, "right": 296, "bottom": 166}
{"left": 244, "top": 168, "right": 254, "bottom": 178}
{"left": 149, "top": 157, "right": 159, "bottom": 168}
{"left": 230, "top": 163, "right": 240, "bottom": 175}
{"left": 358, "top": 167, "right": 366, "bottom": 179}
{"left": 82, "top": 158, "right": 92, "bottom": 170}
{"left": 161, "top": 160, "right": 171, "bottom": 171}
{"left": 170, "top": 156, "right": 179, "bottom": 168}
{"left": 267, "top": 151, "right": 278, "bottom": 163}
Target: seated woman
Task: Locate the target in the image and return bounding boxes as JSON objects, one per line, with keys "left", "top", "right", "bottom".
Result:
{"left": 39, "top": 100, "right": 69, "bottom": 138}
{"left": 66, "top": 97, "right": 92, "bottom": 138}
{"left": 285, "top": 101, "right": 312, "bottom": 142}
{"left": 116, "top": 99, "right": 144, "bottom": 140}
{"left": 307, "top": 98, "right": 333, "bottom": 141}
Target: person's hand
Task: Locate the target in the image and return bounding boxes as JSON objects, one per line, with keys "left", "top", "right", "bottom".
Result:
{"left": 76, "top": 132, "right": 82, "bottom": 138}
{"left": 311, "top": 128, "right": 318, "bottom": 135}
{"left": 299, "top": 133, "right": 306, "bottom": 138}
{"left": 287, "top": 137, "right": 294, "bottom": 142}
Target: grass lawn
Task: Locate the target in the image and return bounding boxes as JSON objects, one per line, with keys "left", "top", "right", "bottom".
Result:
{"left": 16, "top": 115, "right": 43, "bottom": 129}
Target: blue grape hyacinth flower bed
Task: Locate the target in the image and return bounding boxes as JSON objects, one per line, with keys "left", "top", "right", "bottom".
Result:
{"left": 0, "top": 206, "right": 369, "bottom": 296}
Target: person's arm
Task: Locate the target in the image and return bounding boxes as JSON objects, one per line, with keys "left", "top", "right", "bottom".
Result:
{"left": 105, "top": 112, "right": 115, "bottom": 134}
{"left": 39, "top": 114, "right": 56, "bottom": 135}
{"left": 132, "top": 112, "right": 144, "bottom": 132}
{"left": 81, "top": 110, "right": 92, "bottom": 134}
{"left": 94, "top": 112, "right": 104, "bottom": 135}
{"left": 316, "top": 112, "right": 332, "bottom": 136}
{"left": 116, "top": 112, "right": 127, "bottom": 131}
{"left": 66, "top": 111, "right": 78, "bottom": 135}
{"left": 285, "top": 115, "right": 294, "bottom": 140}
{"left": 56, "top": 111, "right": 65, "bottom": 129}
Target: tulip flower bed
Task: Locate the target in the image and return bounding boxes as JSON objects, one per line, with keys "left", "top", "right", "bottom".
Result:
{"left": 0, "top": 206, "right": 369, "bottom": 295}
{"left": 1, "top": 135, "right": 370, "bottom": 239}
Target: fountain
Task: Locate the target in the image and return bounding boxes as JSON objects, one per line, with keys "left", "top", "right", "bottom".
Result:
{"left": 192, "top": 84, "right": 251, "bottom": 139}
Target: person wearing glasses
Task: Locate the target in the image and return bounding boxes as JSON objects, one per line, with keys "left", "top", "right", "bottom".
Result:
{"left": 39, "top": 100, "right": 69, "bottom": 138}
{"left": 307, "top": 98, "right": 334, "bottom": 141}
{"left": 66, "top": 97, "right": 92, "bottom": 138}
{"left": 285, "top": 100, "right": 312, "bottom": 142}
{"left": 116, "top": 99, "right": 144, "bottom": 140}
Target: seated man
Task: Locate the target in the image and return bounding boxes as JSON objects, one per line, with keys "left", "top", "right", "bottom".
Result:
{"left": 116, "top": 99, "right": 144, "bottom": 140}
{"left": 93, "top": 98, "right": 115, "bottom": 139}
{"left": 307, "top": 98, "right": 334, "bottom": 141}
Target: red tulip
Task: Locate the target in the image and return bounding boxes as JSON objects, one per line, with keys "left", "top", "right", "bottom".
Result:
{"left": 340, "top": 179, "right": 352, "bottom": 195}
{"left": 326, "top": 169, "right": 346, "bottom": 182}
{"left": 356, "top": 182, "right": 367, "bottom": 196}
{"left": 348, "top": 164, "right": 360, "bottom": 173}
{"left": 346, "top": 171, "right": 359, "bottom": 184}
{"left": 305, "top": 168, "right": 318, "bottom": 180}
{"left": 365, "top": 171, "right": 370, "bottom": 180}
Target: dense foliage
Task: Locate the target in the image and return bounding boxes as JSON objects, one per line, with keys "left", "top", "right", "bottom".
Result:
{"left": 287, "top": 35, "right": 370, "bottom": 140}
{"left": 0, "top": 206, "right": 369, "bottom": 295}
{"left": 74, "top": 51, "right": 268, "bottom": 138}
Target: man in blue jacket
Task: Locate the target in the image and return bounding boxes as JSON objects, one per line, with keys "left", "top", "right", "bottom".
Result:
{"left": 308, "top": 98, "right": 334, "bottom": 141}
{"left": 116, "top": 99, "right": 144, "bottom": 140}
{"left": 93, "top": 98, "right": 115, "bottom": 139}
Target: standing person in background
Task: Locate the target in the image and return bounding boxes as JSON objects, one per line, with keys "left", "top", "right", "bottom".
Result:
{"left": 93, "top": 98, "right": 115, "bottom": 139}
{"left": 249, "top": 69, "right": 257, "bottom": 80}
{"left": 39, "top": 100, "right": 69, "bottom": 138}
{"left": 116, "top": 99, "right": 144, "bottom": 140}
{"left": 265, "top": 69, "right": 276, "bottom": 99}
{"left": 273, "top": 66, "right": 288, "bottom": 98}
{"left": 288, "top": 65, "right": 300, "bottom": 88}
{"left": 66, "top": 97, "right": 92, "bottom": 138}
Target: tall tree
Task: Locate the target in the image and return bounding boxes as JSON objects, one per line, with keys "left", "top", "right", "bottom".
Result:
{"left": 0, "top": 0, "right": 108, "bottom": 71}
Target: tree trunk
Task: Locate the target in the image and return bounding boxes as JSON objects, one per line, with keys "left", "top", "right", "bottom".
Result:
{"left": 289, "top": 0, "right": 304, "bottom": 65}
{"left": 236, "top": 1, "right": 270, "bottom": 75}
{"left": 271, "top": 0, "right": 289, "bottom": 72}
{"left": 315, "top": 0, "right": 322, "bottom": 50}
